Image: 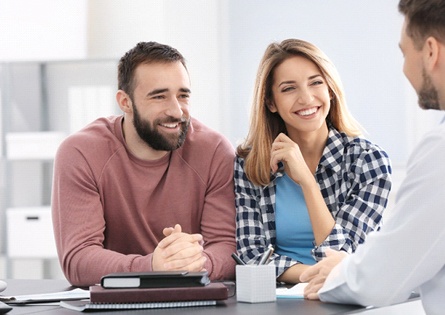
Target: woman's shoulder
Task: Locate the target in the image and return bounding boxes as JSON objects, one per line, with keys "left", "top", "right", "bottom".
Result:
{"left": 330, "top": 128, "right": 389, "bottom": 158}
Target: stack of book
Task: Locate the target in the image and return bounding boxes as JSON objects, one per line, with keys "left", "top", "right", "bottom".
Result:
{"left": 61, "top": 271, "right": 229, "bottom": 312}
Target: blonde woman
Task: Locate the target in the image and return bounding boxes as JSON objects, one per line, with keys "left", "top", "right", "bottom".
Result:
{"left": 235, "top": 39, "right": 392, "bottom": 284}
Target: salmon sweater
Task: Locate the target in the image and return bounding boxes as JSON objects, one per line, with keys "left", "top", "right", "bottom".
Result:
{"left": 52, "top": 116, "right": 236, "bottom": 286}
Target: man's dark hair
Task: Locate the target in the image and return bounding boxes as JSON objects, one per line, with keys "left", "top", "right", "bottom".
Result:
{"left": 399, "top": 0, "right": 445, "bottom": 49}
{"left": 118, "top": 41, "right": 187, "bottom": 97}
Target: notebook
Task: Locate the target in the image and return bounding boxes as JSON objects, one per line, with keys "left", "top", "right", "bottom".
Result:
{"left": 100, "top": 271, "right": 210, "bottom": 288}
{"left": 60, "top": 299, "right": 217, "bottom": 312}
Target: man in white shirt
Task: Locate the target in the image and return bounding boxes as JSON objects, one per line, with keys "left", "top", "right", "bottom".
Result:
{"left": 300, "top": 1, "right": 445, "bottom": 314}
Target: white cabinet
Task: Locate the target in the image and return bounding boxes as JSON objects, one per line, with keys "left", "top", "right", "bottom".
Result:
{"left": 6, "top": 207, "right": 57, "bottom": 258}
{"left": 0, "top": 60, "right": 119, "bottom": 278}
{"left": 6, "top": 132, "right": 66, "bottom": 160}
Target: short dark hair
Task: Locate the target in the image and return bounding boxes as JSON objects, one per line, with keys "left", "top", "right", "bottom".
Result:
{"left": 398, "top": 0, "right": 445, "bottom": 49}
{"left": 117, "top": 41, "right": 187, "bottom": 97}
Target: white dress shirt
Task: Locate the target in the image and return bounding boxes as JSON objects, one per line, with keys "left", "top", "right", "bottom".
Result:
{"left": 319, "top": 121, "right": 445, "bottom": 315}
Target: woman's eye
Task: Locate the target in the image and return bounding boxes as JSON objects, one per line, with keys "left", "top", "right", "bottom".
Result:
{"left": 281, "top": 86, "right": 294, "bottom": 92}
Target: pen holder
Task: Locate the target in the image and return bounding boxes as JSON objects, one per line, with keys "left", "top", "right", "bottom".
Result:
{"left": 236, "top": 265, "right": 276, "bottom": 303}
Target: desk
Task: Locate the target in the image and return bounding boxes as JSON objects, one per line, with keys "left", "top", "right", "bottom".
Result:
{"left": 1, "top": 279, "right": 423, "bottom": 315}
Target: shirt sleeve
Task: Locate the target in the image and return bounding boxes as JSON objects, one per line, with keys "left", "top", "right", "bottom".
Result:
{"left": 313, "top": 145, "right": 392, "bottom": 260}
{"left": 235, "top": 157, "right": 298, "bottom": 277}
{"left": 318, "top": 127, "right": 445, "bottom": 308}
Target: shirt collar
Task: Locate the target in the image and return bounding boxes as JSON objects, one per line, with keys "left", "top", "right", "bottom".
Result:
{"left": 318, "top": 128, "right": 347, "bottom": 174}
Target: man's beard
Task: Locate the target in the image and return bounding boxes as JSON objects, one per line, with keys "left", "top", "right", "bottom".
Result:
{"left": 132, "top": 102, "right": 189, "bottom": 151}
{"left": 418, "top": 69, "right": 440, "bottom": 110}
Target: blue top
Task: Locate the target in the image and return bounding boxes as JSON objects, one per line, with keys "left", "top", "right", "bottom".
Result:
{"left": 235, "top": 127, "right": 392, "bottom": 277}
{"left": 275, "top": 174, "right": 316, "bottom": 265}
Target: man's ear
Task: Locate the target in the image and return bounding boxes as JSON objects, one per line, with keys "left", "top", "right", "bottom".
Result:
{"left": 116, "top": 90, "right": 132, "bottom": 113}
{"left": 423, "top": 36, "right": 440, "bottom": 72}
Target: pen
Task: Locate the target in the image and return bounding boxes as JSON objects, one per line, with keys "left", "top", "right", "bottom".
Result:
{"left": 231, "top": 253, "right": 246, "bottom": 265}
{"left": 264, "top": 246, "right": 274, "bottom": 264}
{"left": 259, "top": 244, "right": 274, "bottom": 265}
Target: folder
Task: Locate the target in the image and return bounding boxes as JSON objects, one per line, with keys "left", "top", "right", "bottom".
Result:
{"left": 90, "top": 282, "right": 229, "bottom": 304}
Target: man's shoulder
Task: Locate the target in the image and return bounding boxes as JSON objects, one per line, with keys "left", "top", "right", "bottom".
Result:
{"left": 57, "top": 116, "right": 123, "bottom": 158}
{"left": 188, "top": 118, "right": 223, "bottom": 136}
{"left": 412, "top": 121, "right": 445, "bottom": 155}
{"left": 64, "top": 116, "right": 119, "bottom": 143}
{"left": 175, "top": 118, "right": 235, "bottom": 166}
{"left": 185, "top": 118, "right": 234, "bottom": 150}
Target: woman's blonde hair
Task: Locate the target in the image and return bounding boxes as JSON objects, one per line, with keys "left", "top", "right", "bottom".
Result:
{"left": 237, "top": 38, "right": 362, "bottom": 186}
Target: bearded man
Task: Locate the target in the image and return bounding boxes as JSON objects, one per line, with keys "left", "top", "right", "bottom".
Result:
{"left": 52, "top": 42, "right": 236, "bottom": 287}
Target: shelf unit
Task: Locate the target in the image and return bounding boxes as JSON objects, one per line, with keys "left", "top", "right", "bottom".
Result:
{"left": 0, "top": 59, "right": 119, "bottom": 278}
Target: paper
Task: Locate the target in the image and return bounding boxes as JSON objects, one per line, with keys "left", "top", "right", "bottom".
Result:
{"left": 0, "top": 288, "right": 90, "bottom": 304}
{"left": 276, "top": 282, "right": 308, "bottom": 299}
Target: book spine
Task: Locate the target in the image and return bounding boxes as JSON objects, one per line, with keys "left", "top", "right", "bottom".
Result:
{"left": 90, "top": 284, "right": 228, "bottom": 304}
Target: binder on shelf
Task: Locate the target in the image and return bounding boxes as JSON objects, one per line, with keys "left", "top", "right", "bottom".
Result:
{"left": 90, "top": 282, "right": 229, "bottom": 304}
{"left": 100, "top": 270, "right": 210, "bottom": 289}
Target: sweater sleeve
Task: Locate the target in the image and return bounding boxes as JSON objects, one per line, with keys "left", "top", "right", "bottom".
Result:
{"left": 51, "top": 137, "right": 153, "bottom": 286}
{"left": 199, "top": 137, "right": 237, "bottom": 280}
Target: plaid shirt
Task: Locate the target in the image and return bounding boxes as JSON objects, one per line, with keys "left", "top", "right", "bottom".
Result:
{"left": 235, "top": 128, "right": 392, "bottom": 277}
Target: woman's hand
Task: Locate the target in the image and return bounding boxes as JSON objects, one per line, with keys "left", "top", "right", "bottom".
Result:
{"left": 270, "top": 133, "right": 312, "bottom": 185}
